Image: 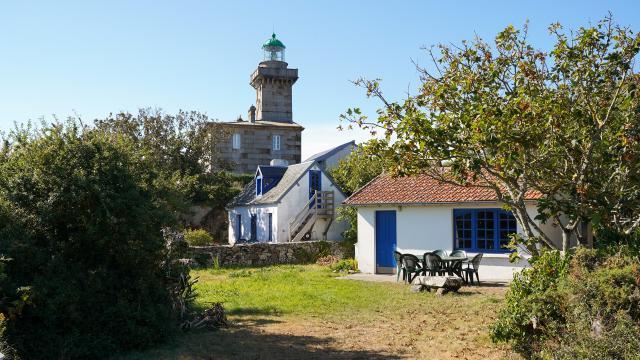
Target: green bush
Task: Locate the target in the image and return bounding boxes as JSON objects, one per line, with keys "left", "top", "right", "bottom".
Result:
{"left": 184, "top": 229, "right": 214, "bottom": 246}
{"left": 291, "top": 242, "right": 337, "bottom": 264}
{"left": 315, "top": 240, "right": 332, "bottom": 258}
{"left": 292, "top": 247, "right": 315, "bottom": 263}
{"left": 336, "top": 206, "right": 358, "bottom": 244}
{"left": 491, "top": 247, "right": 640, "bottom": 359}
{"left": 330, "top": 258, "right": 358, "bottom": 272}
{"left": 593, "top": 227, "right": 640, "bottom": 257}
{"left": 490, "top": 250, "right": 570, "bottom": 356}
{"left": 0, "top": 123, "right": 176, "bottom": 359}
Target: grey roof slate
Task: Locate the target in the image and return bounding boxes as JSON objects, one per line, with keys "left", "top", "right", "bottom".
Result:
{"left": 228, "top": 178, "right": 257, "bottom": 208}
{"left": 304, "top": 140, "right": 355, "bottom": 162}
{"left": 228, "top": 161, "right": 316, "bottom": 207}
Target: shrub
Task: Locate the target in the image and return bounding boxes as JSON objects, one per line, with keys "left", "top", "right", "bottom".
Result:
{"left": 315, "top": 240, "right": 332, "bottom": 258}
{"left": 593, "top": 227, "right": 640, "bottom": 257}
{"left": 184, "top": 229, "right": 214, "bottom": 246}
{"left": 161, "top": 229, "right": 199, "bottom": 324}
{"left": 292, "top": 247, "right": 315, "bottom": 263}
{"left": 548, "top": 250, "right": 640, "bottom": 359}
{"left": 0, "top": 124, "right": 176, "bottom": 359}
{"left": 490, "top": 250, "right": 570, "bottom": 356}
{"left": 491, "top": 247, "right": 640, "bottom": 359}
{"left": 292, "top": 242, "right": 336, "bottom": 264}
{"left": 330, "top": 258, "right": 358, "bottom": 273}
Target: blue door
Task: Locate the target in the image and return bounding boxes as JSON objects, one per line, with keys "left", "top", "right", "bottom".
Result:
{"left": 250, "top": 214, "right": 257, "bottom": 241}
{"left": 309, "top": 170, "right": 322, "bottom": 208}
{"left": 236, "top": 214, "right": 242, "bottom": 241}
{"left": 268, "top": 213, "right": 273, "bottom": 242}
{"left": 375, "top": 210, "right": 397, "bottom": 270}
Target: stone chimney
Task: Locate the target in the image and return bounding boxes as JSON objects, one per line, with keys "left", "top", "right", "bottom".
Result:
{"left": 248, "top": 105, "right": 256, "bottom": 123}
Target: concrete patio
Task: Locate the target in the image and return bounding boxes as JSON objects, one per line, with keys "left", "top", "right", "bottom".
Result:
{"left": 339, "top": 271, "right": 512, "bottom": 286}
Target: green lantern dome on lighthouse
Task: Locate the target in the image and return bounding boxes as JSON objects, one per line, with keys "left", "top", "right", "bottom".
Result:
{"left": 263, "top": 33, "right": 286, "bottom": 49}
{"left": 262, "top": 33, "right": 286, "bottom": 62}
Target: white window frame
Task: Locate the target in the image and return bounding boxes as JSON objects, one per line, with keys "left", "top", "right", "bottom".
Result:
{"left": 232, "top": 133, "right": 241, "bottom": 149}
{"left": 272, "top": 135, "right": 281, "bottom": 151}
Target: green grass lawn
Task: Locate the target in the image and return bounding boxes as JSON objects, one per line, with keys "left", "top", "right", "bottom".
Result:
{"left": 115, "top": 265, "right": 516, "bottom": 360}
{"left": 195, "top": 265, "right": 425, "bottom": 319}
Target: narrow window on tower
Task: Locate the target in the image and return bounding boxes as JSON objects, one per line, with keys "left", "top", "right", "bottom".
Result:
{"left": 232, "top": 133, "right": 241, "bottom": 149}
{"left": 272, "top": 135, "right": 281, "bottom": 151}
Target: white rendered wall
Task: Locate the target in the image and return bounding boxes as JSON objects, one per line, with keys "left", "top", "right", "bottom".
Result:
{"left": 275, "top": 164, "right": 348, "bottom": 242}
{"left": 355, "top": 207, "right": 377, "bottom": 273}
{"left": 355, "top": 202, "right": 562, "bottom": 280}
{"left": 227, "top": 205, "right": 278, "bottom": 244}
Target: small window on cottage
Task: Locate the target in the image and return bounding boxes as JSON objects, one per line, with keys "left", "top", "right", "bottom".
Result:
{"left": 453, "top": 209, "right": 516, "bottom": 253}
{"left": 232, "top": 133, "right": 241, "bottom": 149}
{"left": 272, "top": 135, "right": 281, "bottom": 151}
{"left": 256, "top": 177, "right": 263, "bottom": 196}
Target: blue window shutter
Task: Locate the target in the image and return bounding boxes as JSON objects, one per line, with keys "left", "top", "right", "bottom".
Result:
{"left": 256, "top": 177, "right": 263, "bottom": 196}
{"left": 250, "top": 214, "right": 257, "bottom": 241}
{"left": 236, "top": 214, "right": 241, "bottom": 241}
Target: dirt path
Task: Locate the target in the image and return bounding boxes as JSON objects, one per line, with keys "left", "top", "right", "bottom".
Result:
{"left": 221, "top": 286, "right": 517, "bottom": 360}
{"left": 117, "top": 280, "right": 518, "bottom": 360}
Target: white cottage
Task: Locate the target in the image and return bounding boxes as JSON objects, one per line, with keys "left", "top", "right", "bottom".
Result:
{"left": 227, "top": 161, "right": 348, "bottom": 244}
{"left": 344, "top": 173, "right": 569, "bottom": 281}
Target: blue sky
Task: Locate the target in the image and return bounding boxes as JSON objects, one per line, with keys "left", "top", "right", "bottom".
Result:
{"left": 0, "top": 1, "right": 638, "bottom": 158}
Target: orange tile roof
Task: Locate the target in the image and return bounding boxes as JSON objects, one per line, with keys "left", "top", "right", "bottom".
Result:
{"left": 343, "top": 173, "right": 542, "bottom": 205}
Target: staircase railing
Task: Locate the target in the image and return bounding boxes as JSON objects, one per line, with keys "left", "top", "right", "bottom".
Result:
{"left": 288, "top": 191, "right": 334, "bottom": 242}
{"left": 288, "top": 191, "right": 318, "bottom": 242}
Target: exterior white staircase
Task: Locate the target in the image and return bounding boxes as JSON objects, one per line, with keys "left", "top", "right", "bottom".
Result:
{"left": 288, "top": 191, "right": 334, "bottom": 242}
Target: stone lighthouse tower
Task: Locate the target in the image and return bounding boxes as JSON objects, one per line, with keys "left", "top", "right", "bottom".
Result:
{"left": 250, "top": 34, "right": 299, "bottom": 122}
{"left": 216, "top": 33, "right": 303, "bottom": 174}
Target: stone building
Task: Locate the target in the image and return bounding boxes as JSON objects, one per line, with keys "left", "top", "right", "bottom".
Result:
{"left": 217, "top": 34, "right": 304, "bottom": 174}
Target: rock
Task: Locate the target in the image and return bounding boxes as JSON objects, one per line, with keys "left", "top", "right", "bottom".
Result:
{"left": 410, "top": 284, "right": 425, "bottom": 293}
{"left": 412, "top": 276, "right": 464, "bottom": 292}
{"left": 436, "top": 288, "right": 448, "bottom": 296}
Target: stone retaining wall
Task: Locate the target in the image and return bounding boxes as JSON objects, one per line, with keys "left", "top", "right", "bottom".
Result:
{"left": 188, "top": 240, "right": 347, "bottom": 267}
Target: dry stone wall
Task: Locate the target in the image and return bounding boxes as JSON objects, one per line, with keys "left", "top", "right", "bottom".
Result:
{"left": 188, "top": 240, "right": 347, "bottom": 267}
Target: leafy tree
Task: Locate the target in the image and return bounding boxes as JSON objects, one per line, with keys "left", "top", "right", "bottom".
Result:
{"left": 342, "top": 15, "right": 640, "bottom": 253}
{"left": 94, "top": 108, "right": 239, "bottom": 211}
{"left": 329, "top": 143, "right": 386, "bottom": 243}
{"left": 330, "top": 143, "right": 386, "bottom": 197}
{"left": 0, "top": 122, "right": 176, "bottom": 359}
